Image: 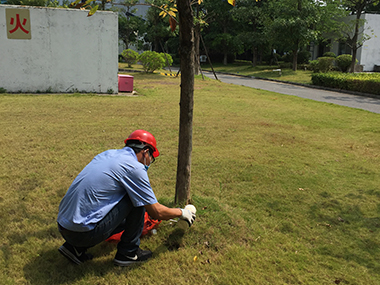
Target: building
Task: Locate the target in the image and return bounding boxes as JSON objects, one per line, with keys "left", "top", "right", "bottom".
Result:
{"left": 311, "top": 13, "right": 380, "bottom": 72}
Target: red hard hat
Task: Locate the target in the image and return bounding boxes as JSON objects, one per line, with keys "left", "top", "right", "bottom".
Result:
{"left": 124, "top": 129, "right": 160, "bottom": 157}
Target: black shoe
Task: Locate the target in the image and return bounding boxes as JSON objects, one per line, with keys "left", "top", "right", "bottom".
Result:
{"left": 58, "top": 242, "right": 93, "bottom": 265}
{"left": 113, "top": 248, "right": 152, "bottom": 266}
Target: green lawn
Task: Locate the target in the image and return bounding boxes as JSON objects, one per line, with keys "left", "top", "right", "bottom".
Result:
{"left": 1, "top": 73, "right": 379, "bottom": 284}
{"left": 119, "top": 61, "right": 313, "bottom": 84}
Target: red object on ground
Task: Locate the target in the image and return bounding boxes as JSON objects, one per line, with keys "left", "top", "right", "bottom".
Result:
{"left": 118, "top": 74, "right": 134, "bottom": 92}
{"left": 105, "top": 212, "right": 161, "bottom": 243}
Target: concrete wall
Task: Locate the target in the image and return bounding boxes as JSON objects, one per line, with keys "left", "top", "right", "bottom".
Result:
{"left": 0, "top": 5, "right": 118, "bottom": 93}
{"left": 359, "top": 13, "right": 380, "bottom": 71}
{"left": 315, "top": 14, "right": 380, "bottom": 72}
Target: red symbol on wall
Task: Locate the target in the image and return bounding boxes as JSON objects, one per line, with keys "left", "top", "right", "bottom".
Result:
{"left": 9, "top": 14, "right": 30, "bottom": 34}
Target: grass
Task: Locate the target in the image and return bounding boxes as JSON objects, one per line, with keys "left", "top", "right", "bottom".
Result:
{"left": 1, "top": 73, "right": 380, "bottom": 284}
{"left": 118, "top": 62, "right": 177, "bottom": 76}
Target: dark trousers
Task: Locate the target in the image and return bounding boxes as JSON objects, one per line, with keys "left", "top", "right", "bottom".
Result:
{"left": 58, "top": 194, "right": 145, "bottom": 255}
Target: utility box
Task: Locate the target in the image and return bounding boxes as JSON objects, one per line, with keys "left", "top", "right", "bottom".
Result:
{"left": 118, "top": 74, "right": 134, "bottom": 92}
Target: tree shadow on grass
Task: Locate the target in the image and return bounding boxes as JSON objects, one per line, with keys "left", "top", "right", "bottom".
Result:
{"left": 307, "top": 189, "right": 380, "bottom": 276}
{"left": 23, "top": 242, "right": 125, "bottom": 285}
{"left": 23, "top": 228, "right": 185, "bottom": 285}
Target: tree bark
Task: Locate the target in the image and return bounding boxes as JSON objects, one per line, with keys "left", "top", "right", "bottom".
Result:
{"left": 252, "top": 46, "right": 257, "bottom": 67}
{"left": 194, "top": 23, "right": 201, "bottom": 75}
{"left": 349, "top": 11, "right": 362, "bottom": 73}
{"left": 194, "top": 3, "right": 201, "bottom": 75}
{"left": 292, "top": 49, "right": 298, "bottom": 71}
{"left": 223, "top": 25, "right": 228, "bottom": 65}
{"left": 175, "top": 0, "right": 194, "bottom": 204}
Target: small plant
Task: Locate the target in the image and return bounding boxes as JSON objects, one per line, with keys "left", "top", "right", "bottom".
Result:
{"left": 336, "top": 54, "right": 357, "bottom": 73}
{"left": 160, "top": 53, "right": 173, "bottom": 67}
{"left": 311, "top": 72, "right": 380, "bottom": 95}
{"left": 107, "top": 88, "right": 114, "bottom": 94}
{"left": 317, "top": 57, "right": 335, "bottom": 73}
{"left": 309, "top": 60, "right": 320, "bottom": 72}
{"left": 323, "top": 52, "right": 336, "bottom": 58}
{"left": 139, "top": 51, "right": 166, "bottom": 73}
{"left": 0, "top": 87, "right": 7, "bottom": 93}
{"left": 121, "top": 49, "right": 139, "bottom": 68}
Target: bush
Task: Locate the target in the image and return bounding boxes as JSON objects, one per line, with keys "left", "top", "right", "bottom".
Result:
{"left": 279, "top": 62, "right": 292, "bottom": 69}
{"left": 336, "top": 54, "right": 356, "bottom": 73}
{"left": 139, "top": 51, "right": 166, "bottom": 73}
{"left": 297, "top": 50, "right": 312, "bottom": 64}
{"left": 160, "top": 53, "right": 173, "bottom": 67}
{"left": 282, "top": 50, "right": 311, "bottom": 64}
{"left": 311, "top": 72, "right": 380, "bottom": 95}
{"left": 317, "top": 57, "right": 335, "bottom": 73}
{"left": 309, "top": 60, "right": 320, "bottom": 72}
{"left": 121, "top": 49, "right": 139, "bottom": 68}
{"left": 323, "top": 52, "right": 336, "bottom": 58}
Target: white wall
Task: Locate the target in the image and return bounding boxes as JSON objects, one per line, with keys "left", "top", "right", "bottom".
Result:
{"left": 359, "top": 13, "right": 380, "bottom": 71}
{"left": 0, "top": 5, "right": 118, "bottom": 93}
{"left": 328, "top": 14, "right": 380, "bottom": 71}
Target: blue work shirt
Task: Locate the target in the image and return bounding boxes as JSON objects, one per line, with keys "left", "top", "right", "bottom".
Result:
{"left": 57, "top": 147, "right": 157, "bottom": 232}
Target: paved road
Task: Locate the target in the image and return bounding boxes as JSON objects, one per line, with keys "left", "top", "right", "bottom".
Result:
{"left": 202, "top": 71, "right": 380, "bottom": 114}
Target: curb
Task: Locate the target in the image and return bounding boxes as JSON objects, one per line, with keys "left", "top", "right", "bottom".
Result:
{"left": 118, "top": 68, "right": 144, "bottom": 73}
{"left": 201, "top": 69, "right": 380, "bottom": 100}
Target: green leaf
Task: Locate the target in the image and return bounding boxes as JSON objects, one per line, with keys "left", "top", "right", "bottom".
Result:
{"left": 70, "top": 0, "right": 81, "bottom": 7}
{"left": 87, "top": 5, "right": 98, "bottom": 17}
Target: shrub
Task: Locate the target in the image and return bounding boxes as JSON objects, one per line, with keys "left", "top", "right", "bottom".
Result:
{"left": 297, "top": 50, "right": 312, "bottom": 64}
{"left": 279, "top": 62, "right": 292, "bottom": 69}
{"left": 282, "top": 50, "right": 311, "bottom": 64}
{"left": 160, "top": 53, "right": 173, "bottom": 67}
{"left": 323, "top": 52, "right": 336, "bottom": 58}
{"left": 317, "top": 57, "right": 335, "bottom": 73}
{"left": 309, "top": 60, "right": 320, "bottom": 72}
{"left": 336, "top": 54, "right": 356, "bottom": 72}
{"left": 138, "top": 51, "right": 166, "bottom": 73}
{"left": 121, "top": 49, "right": 139, "bottom": 68}
{"left": 311, "top": 72, "right": 380, "bottom": 95}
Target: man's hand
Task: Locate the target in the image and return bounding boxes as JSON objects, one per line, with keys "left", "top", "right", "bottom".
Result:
{"left": 180, "top": 209, "right": 196, "bottom": 226}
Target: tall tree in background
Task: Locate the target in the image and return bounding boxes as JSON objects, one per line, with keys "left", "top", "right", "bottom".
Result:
{"left": 203, "top": 0, "right": 242, "bottom": 65}
{"left": 268, "top": 0, "right": 319, "bottom": 71}
{"left": 145, "top": 0, "right": 176, "bottom": 51}
{"left": 117, "top": 1, "right": 147, "bottom": 50}
{"left": 232, "top": 0, "right": 269, "bottom": 66}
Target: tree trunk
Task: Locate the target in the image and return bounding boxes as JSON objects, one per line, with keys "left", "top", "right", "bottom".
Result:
{"left": 349, "top": 11, "right": 362, "bottom": 73}
{"left": 292, "top": 49, "right": 298, "bottom": 71}
{"left": 194, "top": 23, "right": 201, "bottom": 75}
{"left": 252, "top": 46, "right": 257, "bottom": 67}
{"left": 223, "top": 25, "right": 228, "bottom": 65}
{"left": 123, "top": 39, "right": 129, "bottom": 50}
{"left": 175, "top": 0, "right": 194, "bottom": 205}
{"left": 194, "top": 4, "right": 201, "bottom": 75}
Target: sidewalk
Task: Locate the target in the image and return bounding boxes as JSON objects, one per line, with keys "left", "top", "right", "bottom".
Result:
{"left": 200, "top": 70, "right": 380, "bottom": 114}
{"left": 126, "top": 67, "right": 380, "bottom": 114}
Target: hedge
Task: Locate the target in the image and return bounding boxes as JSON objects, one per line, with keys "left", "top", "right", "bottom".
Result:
{"left": 311, "top": 72, "right": 380, "bottom": 95}
{"left": 139, "top": 51, "right": 166, "bottom": 73}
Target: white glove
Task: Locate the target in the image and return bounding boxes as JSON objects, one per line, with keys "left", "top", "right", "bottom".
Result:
{"left": 180, "top": 209, "right": 196, "bottom": 226}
